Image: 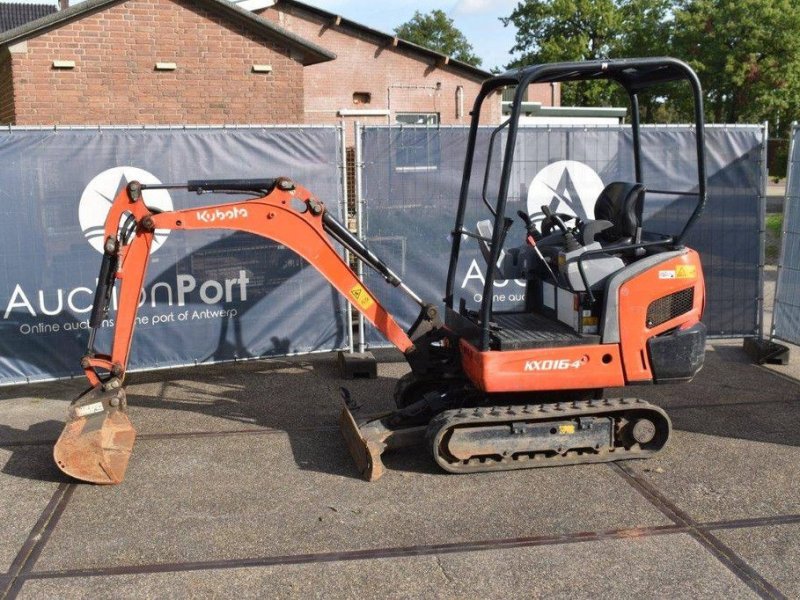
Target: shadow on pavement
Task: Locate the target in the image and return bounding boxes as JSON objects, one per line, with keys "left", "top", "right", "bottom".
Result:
{"left": 2, "top": 342, "right": 800, "bottom": 484}
{"left": 0, "top": 435, "right": 71, "bottom": 483}
{"left": 610, "top": 343, "right": 800, "bottom": 449}
{"left": 0, "top": 357, "right": 398, "bottom": 483}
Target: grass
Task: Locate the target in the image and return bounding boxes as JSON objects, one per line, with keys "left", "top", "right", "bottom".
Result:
{"left": 765, "top": 213, "right": 784, "bottom": 264}
{"left": 766, "top": 213, "right": 783, "bottom": 236}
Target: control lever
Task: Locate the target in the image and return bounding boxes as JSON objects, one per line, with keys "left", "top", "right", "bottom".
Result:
{"left": 541, "top": 205, "right": 581, "bottom": 252}
{"left": 517, "top": 210, "right": 540, "bottom": 240}
{"left": 519, "top": 211, "right": 558, "bottom": 284}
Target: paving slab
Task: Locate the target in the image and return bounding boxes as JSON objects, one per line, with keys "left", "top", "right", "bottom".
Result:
{"left": 21, "top": 533, "right": 756, "bottom": 599}
{"left": 667, "top": 396, "right": 800, "bottom": 447}
{"left": 34, "top": 432, "right": 670, "bottom": 572}
{"left": 607, "top": 344, "right": 800, "bottom": 411}
{"left": 625, "top": 431, "right": 800, "bottom": 522}
{"left": 714, "top": 523, "right": 800, "bottom": 597}
{"left": 0, "top": 356, "right": 406, "bottom": 445}
{"left": 0, "top": 397, "right": 67, "bottom": 447}
{"left": 0, "top": 445, "right": 68, "bottom": 572}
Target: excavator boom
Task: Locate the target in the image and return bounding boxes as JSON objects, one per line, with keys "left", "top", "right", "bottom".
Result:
{"left": 56, "top": 177, "right": 429, "bottom": 484}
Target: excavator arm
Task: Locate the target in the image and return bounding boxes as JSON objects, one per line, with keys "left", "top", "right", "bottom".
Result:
{"left": 55, "top": 177, "right": 436, "bottom": 484}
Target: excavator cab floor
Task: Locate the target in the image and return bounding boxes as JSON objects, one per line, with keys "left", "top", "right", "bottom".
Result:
{"left": 54, "top": 386, "right": 136, "bottom": 485}
{"left": 490, "top": 312, "right": 600, "bottom": 350}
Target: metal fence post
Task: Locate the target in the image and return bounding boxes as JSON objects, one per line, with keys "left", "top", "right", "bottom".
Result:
{"left": 771, "top": 122, "right": 798, "bottom": 341}
{"left": 757, "top": 121, "right": 768, "bottom": 339}
{"left": 338, "top": 121, "right": 354, "bottom": 354}
{"left": 354, "top": 121, "right": 366, "bottom": 353}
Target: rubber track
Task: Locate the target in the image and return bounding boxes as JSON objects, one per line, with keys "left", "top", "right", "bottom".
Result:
{"left": 427, "top": 397, "right": 670, "bottom": 474}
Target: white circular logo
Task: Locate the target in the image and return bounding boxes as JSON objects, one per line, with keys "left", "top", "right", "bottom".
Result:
{"left": 526, "top": 160, "right": 605, "bottom": 224}
{"left": 79, "top": 167, "right": 173, "bottom": 254}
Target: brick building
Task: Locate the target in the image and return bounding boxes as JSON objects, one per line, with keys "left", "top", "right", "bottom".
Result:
{"left": 0, "top": 0, "right": 558, "bottom": 128}
{"left": 259, "top": 0, "right": 506, "bottom": 129}
{"left": 0, "top": 0, "right": 334, "bottom": 125}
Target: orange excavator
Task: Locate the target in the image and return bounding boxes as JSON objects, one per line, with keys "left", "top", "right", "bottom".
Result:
{"left": 54, "top": 57, "right": 708, "bottom": 485}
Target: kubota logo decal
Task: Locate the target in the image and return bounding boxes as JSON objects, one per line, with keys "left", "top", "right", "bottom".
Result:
{"left": 524, "top": 358, "right": 585, "bottom": 372}
{"left": 526, "top": 160, "right": 605, "bottom": 226}
{"left": 196, "top": 206, "right": 249, "bottom": 224}
{"left": 79, "top": 167, "right": 173, "bottom": 255}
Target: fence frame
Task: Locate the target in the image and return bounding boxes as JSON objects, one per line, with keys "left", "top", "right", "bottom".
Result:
{"left": 771, "top": 122, "right": 799, "bottom": 345}
{"left": 757, "top": 122, "right": 769, "bottom": 340}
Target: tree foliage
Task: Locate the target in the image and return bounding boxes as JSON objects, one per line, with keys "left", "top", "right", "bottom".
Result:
{"left": 501, "top": 0, "right": 800, "bottom": 134}
{"left": 501, "top": 0, "right": 622, "bottom": 105}
{"left": 394, "top": 10, "right": 482, "bottom": 67}
{"left": 672, "top": 0, "right": 800, "bottom": 131}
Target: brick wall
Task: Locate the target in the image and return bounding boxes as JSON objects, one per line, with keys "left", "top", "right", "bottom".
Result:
{"left": 528, "top": 82, "right": 560, "bottom": 107}
{"left": 261, "top": 4, "right": 503, "bottom": 128}
{"left": 8, "top": 0, "right": 305, "bottom": 125}
{"left": 0, "top": 48, "right": 13, "bottom": 124}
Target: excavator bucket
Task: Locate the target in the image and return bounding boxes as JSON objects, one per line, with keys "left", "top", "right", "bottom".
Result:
{"left": 54, "top": 386, "right": 136, "bottom": 485}
{"left": 338, "top": 389, "right": 427, "bottom": 482}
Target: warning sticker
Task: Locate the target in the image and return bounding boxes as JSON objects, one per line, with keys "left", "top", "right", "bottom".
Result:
{"left": 659, "top": 266, "right": 697, "bottom": 280}
{"left": 75, "top": 402, "right": 104, "bottom": 418}
{"left": 350, "top": 285, "right": 374, "bottom": 310}
{"left": 559, "top": 424, "right": 576, "bottom": 435}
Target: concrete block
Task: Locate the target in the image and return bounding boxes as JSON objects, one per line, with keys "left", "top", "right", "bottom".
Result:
{"left": 337, "top": 351, "right": 377, "bottom": 379}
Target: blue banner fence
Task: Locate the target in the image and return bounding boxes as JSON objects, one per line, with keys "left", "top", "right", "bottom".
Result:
{"left": 0, "top": 125, "right": 348, "bottom": 385}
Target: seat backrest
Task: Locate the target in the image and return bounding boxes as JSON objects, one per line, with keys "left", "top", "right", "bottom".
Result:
{"left": 594, "top": 182, "right": 645, "bottom": 243}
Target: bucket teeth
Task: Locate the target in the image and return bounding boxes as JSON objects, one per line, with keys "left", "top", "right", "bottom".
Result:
{"left": 53, "top": 387, "right": 136, "bottom": 485}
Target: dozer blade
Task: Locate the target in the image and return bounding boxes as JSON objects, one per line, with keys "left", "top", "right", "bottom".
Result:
{"left": 338, "top": 389, "right": 426, "bottom": 482}
{"left": 339, "top": 403, "right": 388, "bottom": 481}
{"left": 54, "top": 386, "right": 136, "bottom": 485}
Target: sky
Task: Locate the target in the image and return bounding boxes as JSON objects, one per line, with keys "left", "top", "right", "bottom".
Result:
{"left": 9, "top": 0, "right": 521, "bottom": 71}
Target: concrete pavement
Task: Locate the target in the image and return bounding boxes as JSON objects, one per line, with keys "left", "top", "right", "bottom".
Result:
{"left": 1, "top": 341, "right": 798, "bottom": 599}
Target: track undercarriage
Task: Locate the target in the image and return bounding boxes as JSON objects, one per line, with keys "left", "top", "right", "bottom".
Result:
{"left": 340, "top": 372, "right": 672, "bottom": 481}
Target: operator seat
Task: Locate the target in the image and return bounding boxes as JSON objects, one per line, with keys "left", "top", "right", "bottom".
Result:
{"left": 593, "top": 182, "right": 645, "bottom": 244}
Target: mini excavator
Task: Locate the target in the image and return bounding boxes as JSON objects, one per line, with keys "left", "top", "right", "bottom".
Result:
{"left": 54, "top": 57, "right": 708, "bottom": 484}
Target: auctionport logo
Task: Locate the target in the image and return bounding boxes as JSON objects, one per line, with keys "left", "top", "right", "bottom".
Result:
{"left": 79, "top": 167, "right": 173, "bottom": 254}
{"left": 526, "top": 160, "right": 605, "bottom": 224}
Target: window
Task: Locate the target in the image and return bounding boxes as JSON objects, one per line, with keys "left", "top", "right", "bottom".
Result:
{"left": 353, "top": 92, "right": 371, "bottom": 105}
{"left": 393, "top": 125, "right": 441, "bottom": 173}
{"left": 395, "top": 112, "right": 440, "bottom": 126}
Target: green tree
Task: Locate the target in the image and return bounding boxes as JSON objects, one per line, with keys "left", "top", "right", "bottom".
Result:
{"left": 672, "top": 0, "right": 800, "bottom": 134}
{"left": 500, "top": 0, "right": 623, "bottom": 105}
{"left": 617, "top": 0, "right": 685, "bottom": 122}
{"left": 394, "top": 10, "right": 482, "bottom": 66}
{"left": 500, "top": 0, "right": 800, "bottom": 133}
